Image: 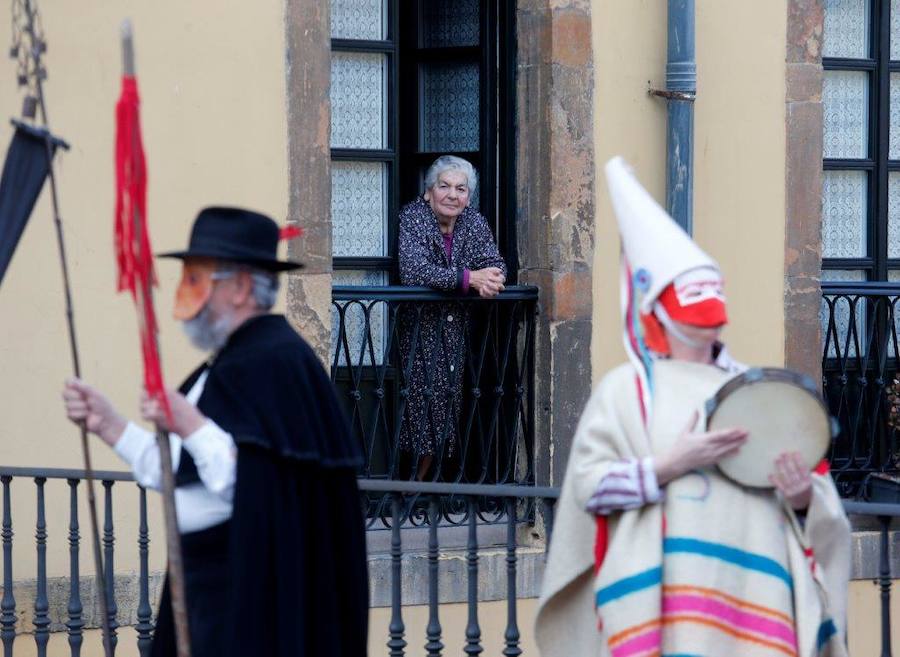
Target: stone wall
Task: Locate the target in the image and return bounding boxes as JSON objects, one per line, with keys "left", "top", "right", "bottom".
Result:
{"left": 784, "top": 0, "right": 825, "bottom": 380}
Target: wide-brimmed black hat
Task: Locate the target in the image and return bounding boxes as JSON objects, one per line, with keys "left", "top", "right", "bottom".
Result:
{"left": 158, "top": 206, "right": 303, "bottom": 272}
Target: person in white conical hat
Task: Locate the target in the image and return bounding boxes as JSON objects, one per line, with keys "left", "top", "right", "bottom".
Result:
{"left": 534, "top": 157, "right": 851, "bottom": 657}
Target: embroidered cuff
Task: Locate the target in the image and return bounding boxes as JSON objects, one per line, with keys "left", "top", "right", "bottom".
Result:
{"left": 113, "top": 422, "right": 155, "bottom": 467}
{"left": 640, "top": 457, "right": 662, "bottom": 504}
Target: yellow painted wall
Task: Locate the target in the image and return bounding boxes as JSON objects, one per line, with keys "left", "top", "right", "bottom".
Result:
{"left": 591, "top": 0, "right": 787, "bottom": 380}
{"left": 0, "top": 1, "right": 288, "bottom": 577}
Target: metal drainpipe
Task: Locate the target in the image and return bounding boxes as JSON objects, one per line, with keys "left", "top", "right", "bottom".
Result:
{"left": 664, "top": 0, "right": 696, "bottom": 234}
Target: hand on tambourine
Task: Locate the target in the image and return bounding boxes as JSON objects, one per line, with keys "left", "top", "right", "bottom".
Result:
{"left": 62, "top": 378, "right": 128, "bottom": 447}
{"left": 140, "top": 389, "right": 206, "bottom": 438}
{"left": 655, "top": 411, "right": 749, "bottom": 485}
{"left": 769, "top": 451, "right": 812, "bottom": 510}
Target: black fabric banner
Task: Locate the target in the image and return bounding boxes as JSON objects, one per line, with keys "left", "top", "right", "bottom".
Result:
{"left": 0, "top": 121, "right": 67, "bottom": 287}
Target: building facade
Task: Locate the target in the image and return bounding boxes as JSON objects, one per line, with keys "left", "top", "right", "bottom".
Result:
{"left": 0, "top": 0, "right": 897, "bottom": 654}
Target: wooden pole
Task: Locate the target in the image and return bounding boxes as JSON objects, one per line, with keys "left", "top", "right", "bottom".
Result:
{"left": 122, "top": 20, "right": 191, "bottom": 657}
{"left": 20, "top": 1, "right": 114, "bottom": 654}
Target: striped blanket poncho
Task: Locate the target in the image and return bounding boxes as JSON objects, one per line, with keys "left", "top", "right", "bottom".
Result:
{"left": 535, "top": 359, "right": 851, "bottom": 657}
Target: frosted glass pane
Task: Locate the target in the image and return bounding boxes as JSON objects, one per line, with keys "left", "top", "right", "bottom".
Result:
{"left": 421, "top": 63, "right": 480, "bottom": 152}
{"left": 331, "top": 161, "right": 387, "bottom": 257}
{"left": 330, "top": 52, "right": 387, "bottom": 149}
{"left": 823, "top": 70, "right": 869, "bottom": 159}
{"left": 331, "top": 0, "right": 385, "bottom": 40}
{"left": 891, "top": 74, "right": 900, "bottom": 159}
{"left": 822, "top": 170, "right": 867, "bottom": 258}
{"left": 820, "top": 269, "right": 866, "bottom": 359}
{"left": 422, "top": 0, "right": 480, "bottom": 48}
{"left": 331, "top": 270, "right": 387, "bottom": 367}
{"left": 893, "top": 0, "right": 900, "bottom": 60}
{"left": 890, "top": 173, "right": 900, "bottom": 256}
{"left": 823, "top": 0, "right": 870, "bottom": 58}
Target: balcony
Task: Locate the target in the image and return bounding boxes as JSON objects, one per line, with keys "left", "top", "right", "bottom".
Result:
{"left": 821, "top": 282, "right": 900, "bottom": 498}
{"left": 330, "top": 285, "right": 538, "bottom": 487}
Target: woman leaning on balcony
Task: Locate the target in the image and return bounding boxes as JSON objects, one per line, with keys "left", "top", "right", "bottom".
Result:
{"left": 397, "top": 155, "right": 507, "bottom": 480}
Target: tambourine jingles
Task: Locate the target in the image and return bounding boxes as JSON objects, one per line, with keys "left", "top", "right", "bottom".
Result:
{"left": 704, "top": 367, "right": 838, "bottom": 488}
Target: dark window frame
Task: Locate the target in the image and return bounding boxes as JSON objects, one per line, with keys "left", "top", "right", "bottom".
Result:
{"left": 822, "top": 0, "right": 900, "bottom": 281}
{"left": 331, "top": 0, "right": 518, "bottom": 283}
{"left": 330, "top": 3, "right": 401, "bottom": 276}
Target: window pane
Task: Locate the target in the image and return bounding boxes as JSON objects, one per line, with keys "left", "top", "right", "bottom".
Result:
{"left": 331, "top": 161, "right": 387, "bottom": 257}
{"left": 331, "top": 270, "right": 387, "bottom": 367}
{"left": 820, "top": 269, "right": 866, "bottom": 359}
{"left": 331, "top": 0, "right": 386, "bottom": 40}
{"left": 890, "top": 172, "right": 900, "bottom": 256}
{"left": 822, "top": 170, "right": 868, "bottom": 258}
{"left": 330, "top": 52, "right": 387, "bottom": 149}
{"left": 421, "top": 62, "right": 480, "bottom": 152}
{"left": 892, "top": 73, "right": 900, "bottom": 159}
{"left": 823, "top": 70, "right": 869, "bottom": 159}
{"left": 423, "top": 0, "right": 480, "bottom": 48}
{"left": 823, "top": 0, "right": 870, "bottom": 59}
{"left": 892, "top": 0, "right": 900, "bottom": 60}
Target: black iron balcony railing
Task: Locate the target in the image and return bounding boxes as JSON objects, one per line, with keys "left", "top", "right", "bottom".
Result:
{"left": 330, "top": 285, "right": 538, "bottom": 486}
{"left": 0, "top": 467, "right": 897, "bottom": 656}
{"left": 0, "top": 466, "right": 558, "bottom": 657}
{"left": 822, "top": 282, "right": 900, "bottom": 497}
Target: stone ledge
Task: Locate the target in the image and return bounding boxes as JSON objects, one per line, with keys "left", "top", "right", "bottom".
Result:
{"left": 2, "top": 529, "right": 894, "bottom": 634}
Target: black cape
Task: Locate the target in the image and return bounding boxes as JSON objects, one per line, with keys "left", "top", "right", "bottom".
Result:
{"left": 152, "top": 314, "right": 368, "bottom": 657}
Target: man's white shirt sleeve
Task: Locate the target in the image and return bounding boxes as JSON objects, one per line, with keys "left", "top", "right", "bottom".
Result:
{"left": 113, "top": 420, "right": 236, "bottom": 503}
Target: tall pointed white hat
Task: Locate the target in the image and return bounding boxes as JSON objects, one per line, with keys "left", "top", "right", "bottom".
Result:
{"left": 605, "top": 156, "right": 723, "bottom": 423}
{"left": 605, "top": 156, "right": 719, "bottom": 314}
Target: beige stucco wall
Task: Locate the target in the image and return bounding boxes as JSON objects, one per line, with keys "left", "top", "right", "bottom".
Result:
{"left": 0, "top": 0, "right": 288, "bottom": 577}
{"left": 591, "top": 0, "right": 788, "bottom": 380}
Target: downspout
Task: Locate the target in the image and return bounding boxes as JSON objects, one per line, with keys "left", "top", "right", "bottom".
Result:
{"left": 652, "top": 0, "right": 697, "bottom": 233}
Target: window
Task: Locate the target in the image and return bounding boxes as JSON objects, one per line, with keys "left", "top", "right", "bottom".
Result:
{"left": 329, "top": 0, "right": 517, "bottom": 286}
{"left": 821, "top": 0, "right": 900, "bottom": 283}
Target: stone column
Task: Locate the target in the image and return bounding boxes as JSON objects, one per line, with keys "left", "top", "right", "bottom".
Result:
{"left": 517, "top": 0, "right": 595, "bottom": 487}
{"left": 284, "top": 0, "right": 333, "bottom": 361}
{"left": 784, "top": 0, "right": 825, "bottom": 381}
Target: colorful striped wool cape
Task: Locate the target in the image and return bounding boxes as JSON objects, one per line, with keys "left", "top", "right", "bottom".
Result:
{"left": 535, "top": 360, "right": 851, "bottom": 657}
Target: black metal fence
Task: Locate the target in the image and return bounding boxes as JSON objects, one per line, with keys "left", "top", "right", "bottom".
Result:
{"left": 822, "top": 282, "right": 900, "bottom": 497}
{"left": 331, "top": 286, "right": 538, "bottom": 485}
{"left": 0, "top": 466, "right": 897, "bottom": 656}
{"left": 0, "top": 466, "right": 557, "bottom": 657}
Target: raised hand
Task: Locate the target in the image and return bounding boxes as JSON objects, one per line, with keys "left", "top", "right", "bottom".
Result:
{"left": 769, "top": 451, "right": 813, "bottom": 510}
{"left": 654, "top": 410, "right": 749, "bottom": 485}
{"left": 62, "top": 378, "right": 128, "bottom": 446}
{"left": 140, "top": 388, "right": 206, "bottom": 438}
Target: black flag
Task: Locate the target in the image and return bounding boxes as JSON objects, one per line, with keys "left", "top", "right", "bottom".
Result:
{"left": 0, "top": 120, "right": 68, "bottom": 287}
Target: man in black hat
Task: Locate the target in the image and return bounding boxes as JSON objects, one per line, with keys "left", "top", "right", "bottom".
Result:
{"left": 62, "top": 207, "right": 368, "bottom": 657}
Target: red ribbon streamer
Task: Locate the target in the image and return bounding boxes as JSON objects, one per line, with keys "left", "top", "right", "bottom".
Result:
{"left": 114, "top": 75, "right": 171, "bottom": 422}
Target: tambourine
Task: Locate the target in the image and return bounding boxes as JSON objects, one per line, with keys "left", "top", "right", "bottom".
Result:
{"left": 704, "top": 367, "right": 838, "bottom": 488}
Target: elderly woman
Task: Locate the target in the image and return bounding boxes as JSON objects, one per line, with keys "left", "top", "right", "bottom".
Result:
{"left": 397, "top": 155, "right": 507, "bottom": 480}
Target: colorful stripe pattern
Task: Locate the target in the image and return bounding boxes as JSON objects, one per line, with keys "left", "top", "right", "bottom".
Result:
{"left": 596, "top": 566, "right": 662, "bottom": 606}
{"left": 604, "top": 586, "right": 798, "bottom": 657}
{"left": 663, "top": 538, "right": 794, "bottom": 592}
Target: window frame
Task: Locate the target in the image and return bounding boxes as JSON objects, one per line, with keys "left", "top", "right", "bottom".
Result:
{"left": 822, "top": 0, "right": 900, "bottom": 280}
{"left": 330, "top": 2, "right": 401, "bottom": 275}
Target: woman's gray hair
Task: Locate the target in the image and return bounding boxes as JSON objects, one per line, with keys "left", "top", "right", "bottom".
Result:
{"left": 215, "top": 263, "right": 280, "bottom": 311}
{"left": 424, "top": 155, "right": 477, "bottom": 197}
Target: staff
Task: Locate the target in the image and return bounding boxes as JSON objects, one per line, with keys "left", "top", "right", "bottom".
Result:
{"left": 116, "top": 21, "right": 191, "bottom": 657}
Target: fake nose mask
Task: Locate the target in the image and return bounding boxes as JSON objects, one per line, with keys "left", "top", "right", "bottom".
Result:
{"left": 173, "top": 259, "right": 218, "bottom": 321}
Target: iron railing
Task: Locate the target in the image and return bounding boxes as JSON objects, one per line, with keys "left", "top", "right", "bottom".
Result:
{"left": 0, "top": 466, "right": 896, "bottom": 656}
{"left": 330, "top": 285, "right": 538, "bottom": 486}
{"left": 0, "top": 466, "right": 558, "bottom": 657}
{"left": 822, "top": 282, "right": 900, "bottom": 497}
